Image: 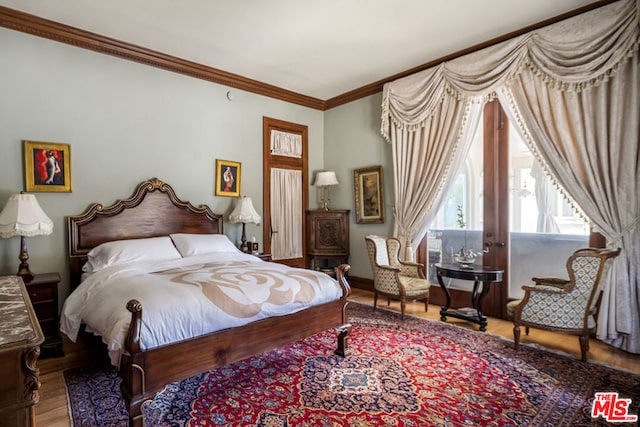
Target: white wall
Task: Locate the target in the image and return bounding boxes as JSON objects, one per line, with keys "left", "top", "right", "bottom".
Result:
{"left": 0, "top": 28, "right": 326, "bottom": 303}
{"left": 324, "top": 93, "right": 395, "bottom": 278}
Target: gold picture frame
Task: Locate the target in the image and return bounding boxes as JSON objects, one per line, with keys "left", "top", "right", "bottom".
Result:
{"left": 215, "top": 159, "right": 241, "bottom": 197}
{"left": 354, "top": 165, "right": 384, "bottom": 224}
{"left": 23, "top": 140, "right": 72, "bottom": 192}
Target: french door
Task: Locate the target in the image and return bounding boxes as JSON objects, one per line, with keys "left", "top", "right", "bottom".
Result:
{"left": 481, "top": 100, "right": 509, "bottom": 318}
{"left": 424, "top": 100, "right": 590, "bottom": 319}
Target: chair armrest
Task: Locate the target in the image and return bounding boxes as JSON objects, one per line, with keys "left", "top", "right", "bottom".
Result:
{"left": 522, "top": 284, "right": 567, "bottom": 294}
{"left": 397, "top": 261, "right": 426, "bottom": 279}
{"left": 531, "top": 277, "right": 570, "bottom": 289}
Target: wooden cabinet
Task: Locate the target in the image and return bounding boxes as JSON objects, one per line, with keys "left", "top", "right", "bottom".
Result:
{"left": 306, "top": 210, "right": 350, "bottom": 274}
{"left": 0, "top": 275, "right": 44, "bottom": 426}
{"left": 25, "top": 273, "right": 63, "bottom": 358}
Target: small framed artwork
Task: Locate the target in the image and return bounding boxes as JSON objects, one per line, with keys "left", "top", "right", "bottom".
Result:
{"left": 23, "top": 140, "right": 72, "bottom": 192}
{"left": 354, "top": 165, "right": 384, "bottom": 224}
{"left": 215, "top": 159, "right": 241, "bottom": 197}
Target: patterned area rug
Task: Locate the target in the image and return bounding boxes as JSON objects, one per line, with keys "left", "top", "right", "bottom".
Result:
{"left": 64, "top": 302, "right": 639, "bottom": 426}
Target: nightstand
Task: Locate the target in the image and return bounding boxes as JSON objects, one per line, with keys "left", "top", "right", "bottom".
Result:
{"left": 255, "top": 253, "right": 272, "bottom": 262}
{"left": 25, "top": 272, "right": 64, "bottom": 358}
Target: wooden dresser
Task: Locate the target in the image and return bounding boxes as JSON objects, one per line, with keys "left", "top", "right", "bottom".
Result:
{"left": 306, "top": 210, "right": 350, "bottom": 274}
{"left": 0, "top": 275, "right": 45, "bottom": 427}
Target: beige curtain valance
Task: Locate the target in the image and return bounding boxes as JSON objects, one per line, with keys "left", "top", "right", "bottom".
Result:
{"left": 382, "top": 0, "right": 638, "bottom": 137}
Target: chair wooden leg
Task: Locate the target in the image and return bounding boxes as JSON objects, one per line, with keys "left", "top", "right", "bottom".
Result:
{"left": 387, "top": 296, "right": 391, "bottom": 306}
{"left": 579, "top": 334, "right": 589, "bottom": 362}
{"left": 373, "top": 291, "right": 379, "bottom": 310}
{"left": 423, "top": 297, "right": 429, "bottom": 313}
{"left": 525, "top": 326, "right": 530, "bottom": 335}
{"left": 513, "top": 326, "right": 521, "bottom": 350}
{"left": 400, "top": 299, "right": 406, "bottom": 320}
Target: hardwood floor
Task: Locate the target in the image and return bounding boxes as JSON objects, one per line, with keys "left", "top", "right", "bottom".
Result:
{"left": 35, "top": 288, "right": 640, "bottom": 426}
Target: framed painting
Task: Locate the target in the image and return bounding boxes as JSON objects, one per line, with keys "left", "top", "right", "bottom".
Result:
{"left": 354, "top": 165, "right": 384, "bottom": 224}
{"left": 23, "top": 140, "right": 72, "bottom": 192}
{"left": 215, "top": 159, "right": 241, "bottom": 197}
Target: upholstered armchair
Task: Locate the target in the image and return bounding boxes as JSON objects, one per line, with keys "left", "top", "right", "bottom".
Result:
{"left": 365, "top": 235, "right": 431, "bottom": 319}
{"left": 507, "top": 247, "right": 620, "bottom": 361}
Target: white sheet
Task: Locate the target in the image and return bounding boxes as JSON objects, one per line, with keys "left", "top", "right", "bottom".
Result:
{"left": 60, "top": 252, "right": 343, "bottom": 366}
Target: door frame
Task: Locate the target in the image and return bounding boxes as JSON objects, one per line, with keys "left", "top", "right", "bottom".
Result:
{"left": 482, "top": 99, "right": 509, "bottom": 318}
{"left": 262, "top": 117, "right": 309, "bottom": 268}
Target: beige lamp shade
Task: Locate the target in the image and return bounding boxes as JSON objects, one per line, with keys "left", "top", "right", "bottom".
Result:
{"left": 313, "top": 171, "right": 339, "bottom": 187}
{"left": 229, "top": 196, "right": 261, "bottom": 225}
{"left": 0, "top": 193, "right": 53, "bottom": 282}
{"left": 0, "top": 193, "right": 53, "bottom": 238}
{"left": 313, "top": 171, "right": 339, "bottom": 210}
{"left": 229, "top": 196, "right": 261, "bottom": 253}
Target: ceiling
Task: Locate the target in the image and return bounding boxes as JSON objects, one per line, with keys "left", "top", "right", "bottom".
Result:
{"left": 0, "top": 0, "right": 601, "bottom": 101}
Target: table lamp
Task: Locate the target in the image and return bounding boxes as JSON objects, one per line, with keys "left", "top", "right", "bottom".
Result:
{"left": 229, "top": 196, "right": 261, "bottom": 253}
{"left": 314, "top": 171, "right": 339, "bottom": 210}
{"left": 0, "top": 193, "right": 54, "bottom": 282}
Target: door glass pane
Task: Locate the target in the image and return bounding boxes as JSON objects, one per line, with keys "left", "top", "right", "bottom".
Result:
{"left": 427, "top": 121, "right": 484, "bottom": 288}
{"left": 508, "top": 121, "right": 588, "bottom": 299}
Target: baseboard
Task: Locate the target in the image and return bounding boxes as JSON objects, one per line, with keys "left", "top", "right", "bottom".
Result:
{"left": 346, "top": 275, "right": 374, "bottom": 292}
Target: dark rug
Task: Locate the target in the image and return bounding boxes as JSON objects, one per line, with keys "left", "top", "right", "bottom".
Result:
{"left": 64, "top": 302, "right": 639, "bottom": 426}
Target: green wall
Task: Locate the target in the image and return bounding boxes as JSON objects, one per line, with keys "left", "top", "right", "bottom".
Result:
{"left": 324, "top": 94, "right": 395, "bottom": 278}
{"left": 0, "top": 28, "right": 328, "bottom": 302}
{"left": 0, "top": 27, "right": 393, "bottom": 306}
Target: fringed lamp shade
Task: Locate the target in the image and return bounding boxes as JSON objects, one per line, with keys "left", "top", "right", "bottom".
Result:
{"left": 0, "top": 193, "right": 53, "bottom": 282}
{"left": 229, "top": 196, "right": 261, "bottom": 253}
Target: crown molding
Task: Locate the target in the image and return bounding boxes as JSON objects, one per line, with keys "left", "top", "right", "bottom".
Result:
{"left": 1, "top": 1, "right": 618, "bottom": 111}
{"left": 0, "top": 6, "right": 326, "bottom": 110}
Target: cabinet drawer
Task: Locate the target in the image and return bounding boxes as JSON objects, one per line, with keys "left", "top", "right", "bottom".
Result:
{"left": 27, "top": 285, "right": 54, "bottom": 303}
{"left": 33, "top": 303, "right": 55, "bottom": 321}
{"left": 39, "top": 319, "right": 57, "bottom": 338}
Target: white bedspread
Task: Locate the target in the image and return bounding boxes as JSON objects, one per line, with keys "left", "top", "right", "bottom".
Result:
{"left": 60, "top": 252, "right": 343, "bottom": 365}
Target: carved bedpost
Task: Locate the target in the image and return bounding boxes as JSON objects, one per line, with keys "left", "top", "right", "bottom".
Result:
{"left": 334, "top": 264, "right": 352, "bottom": 358}
{"left": 126, "top": 299, "right": 143, "bottom": 353}
{"left": 335, "top": 264, "right": 352, "bottom": 299}
{"left": 22, "top": 346, "right": 41, "bottom": 405}
{"left": 334, "top": 323, "right": 352, "bottom": 358}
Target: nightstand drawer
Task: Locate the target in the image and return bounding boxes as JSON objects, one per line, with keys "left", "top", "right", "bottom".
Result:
{"left": 39, "top": 319, "right": 58, "bottom": 337}
{"left": 27, "top": 284, "right": 54, "bottom": 303}
{"left": 33, "top": 303, "right": 55, "bottom": 321}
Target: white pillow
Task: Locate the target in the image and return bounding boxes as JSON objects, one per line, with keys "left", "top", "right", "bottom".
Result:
{"left": 83, "top": 236, "right": 182, "bottom": 272}
{"left": 170, "top": 233, "right": 239, "bottom": 257}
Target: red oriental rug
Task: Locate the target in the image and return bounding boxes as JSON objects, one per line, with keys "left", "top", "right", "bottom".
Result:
{"left": 64, "top": 302, "right": 640, "bottom": 426}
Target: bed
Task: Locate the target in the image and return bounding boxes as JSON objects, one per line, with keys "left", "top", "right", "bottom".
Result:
{"left": 63, "top": 178, "right": 351, "bottom": 426}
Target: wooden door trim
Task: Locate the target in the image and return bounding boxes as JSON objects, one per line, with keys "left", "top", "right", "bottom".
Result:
{"left": 483, "top": 100, "right": 509, "bottom": 318}
{"left": 262, "top": 117, "right": 309, "bottom": 267}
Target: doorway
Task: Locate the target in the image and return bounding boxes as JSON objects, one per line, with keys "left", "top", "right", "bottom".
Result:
{"left": 424, "top": 100, "right": 589, "bottom": 318}
{"left": 262, "top": 117, "right": 308, "bottom": 268}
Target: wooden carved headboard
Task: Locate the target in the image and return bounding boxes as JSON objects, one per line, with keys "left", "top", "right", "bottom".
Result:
{"left": 67, "top": 177, "right": 223, "bottom": 289}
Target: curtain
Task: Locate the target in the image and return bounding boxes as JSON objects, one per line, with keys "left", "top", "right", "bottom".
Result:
{"left": 270, "top": 168, "right": 303, "bottom": 260}
{"left": 530, "top": 157, "right": 560, "bottom": 233}
{"left": 381, "top": 0, "right": 639, "bottom": 352}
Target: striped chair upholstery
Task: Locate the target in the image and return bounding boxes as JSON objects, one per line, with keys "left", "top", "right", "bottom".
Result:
{"left": 365, "top": 235, "right": 430, "bottom": 319}
{"left": 508, "top": 247, "right": 620, "bottom": 362}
